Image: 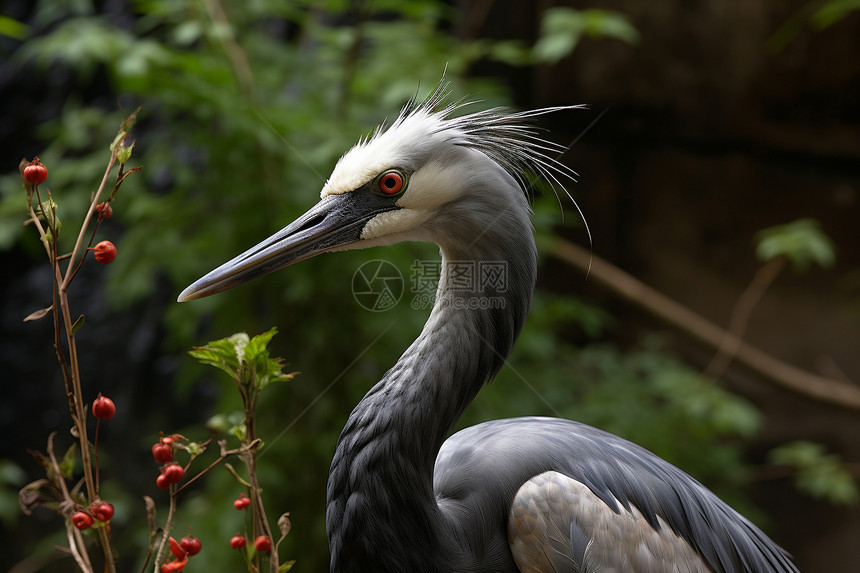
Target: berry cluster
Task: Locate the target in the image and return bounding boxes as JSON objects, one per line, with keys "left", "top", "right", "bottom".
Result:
{"left": 71, "top": 500, "right": 115, "bottom": 531}
{"left": 233, "top": 492, "right": 251, "bottom": 510}
{"left": 229, "top": 533, "right": 271, "bottom": 553}
{"left": 70, "top": 393, "right": 118, "bottom": 531}
{"left": 229, "top": 493, "right": 272, "bottom": 555}
{"left": 21, "top": 157, "right": 121, "bottom": 266}
{"left": 152, "top": 436, "right": 186, "bottom": 490}
{"left": 160, "top": 535, "right": 203, "bottom": 572}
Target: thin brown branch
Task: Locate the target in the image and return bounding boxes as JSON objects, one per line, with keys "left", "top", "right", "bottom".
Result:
{"left": 550, "top": 238, "right": 860, "bottom": 412}
{"left": 201, "top": 0, "right": 257, "bottom": 100}
{"left": 59, "top": 147, "right": 118, "bottom": 294}
{"left": 704, "top": 256, "right": 787, "bottom": 378}
{"left": 173, "top": 439, "right": 257, "bottom": 495}
{"left": 245, "top": 412, "right": 279, "bottom": 573}
{"left": 47, "top": 434, "right": 93, "bottom": 573}
{"left": 152, "top": 487, "right": 178, "bottom": 573}
{"left": 336, "top": 0, "right": 370, "bottom": 120}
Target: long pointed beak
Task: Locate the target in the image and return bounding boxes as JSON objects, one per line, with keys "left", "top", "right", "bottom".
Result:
{"left": 177, "top": 192, "right": 397, "bottom": 302}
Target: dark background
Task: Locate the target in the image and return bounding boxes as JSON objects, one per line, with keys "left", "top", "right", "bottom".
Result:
{"left": 1, "top": 1, "right": 858, "bottom": 571}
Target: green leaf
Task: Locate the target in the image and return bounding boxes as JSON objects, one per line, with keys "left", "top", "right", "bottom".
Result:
{"left": 533, "top": 8, "right": 638, "bottom": 64}
{"left": 769, "top": 441, "right": 859, "bottom": 505}
{"left": 812, "top": 0, "right": 860, "bottom": 29}
{"left": 71, "top": 314, "right": 85, "bottom": 334}
{"left": 230, "top": 423, "right": 247, "bottom": 442}
{"left": 59, "top": 443, "right": 76, "bottom": 479}
{"left": 755, "top": 218, "right": 836, "bottom": 271}
{"left": 224, "top": 463, "right": 252, "bottom": 488}
{"left": 487, "top": 40, "right": 533, "bottom": 67}
{"left": 185, "top": 441, "right": 205, "bottom": 457}
{"left": 533, "top": 8, "right": 583, "bottom": 64}
{"left": 582, "top": 9, "right": 640, "bottom": 44}
{"left": 205, "top": 412, "right": 230, "bottom": 434}
{"left": 0, "top": 15, "right": 29, "bottom": 41}
{"left": 189, "top": 332, "right": 252, "bottom": 381}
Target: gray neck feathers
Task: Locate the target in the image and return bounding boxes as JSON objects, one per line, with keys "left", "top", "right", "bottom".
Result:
{"left": 326, "top": 171, "right": 536, "bottom": 572}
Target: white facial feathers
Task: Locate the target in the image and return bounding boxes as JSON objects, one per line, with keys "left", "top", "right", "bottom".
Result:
{"left": 322, "top": 84, "right": 583, "bottom": 196}
{"left": 320, "top": 85, "right": 585, "bottom": 242}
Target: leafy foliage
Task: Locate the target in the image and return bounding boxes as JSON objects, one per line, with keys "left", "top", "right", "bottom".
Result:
{"left": 812, "top": 0, "right": 860, "bottom": 29}
{"left": 4, "top": 1, "right": 851, "bottom": 570}
{"left": 755, "top": 218, "right": 836, "bottom": 271}
{"left": 769, "top": 441, "right": 859, "bottom": 505}
{"left": 469, "top": 7, "right": 638, "bottom": 67}
{"left": 190, "top": 327, "right": 294, "bottom": 392}
{"left": 533, "top": 8, "right": 639, "bottom": 64}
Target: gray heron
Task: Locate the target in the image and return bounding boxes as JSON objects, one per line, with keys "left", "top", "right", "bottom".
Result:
{"left": 178, "top": 86, "right": 800, "bottom": 572}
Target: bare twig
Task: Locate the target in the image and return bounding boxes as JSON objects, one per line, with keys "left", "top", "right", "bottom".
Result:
{"left": 704, "top": 256, "right": 786, "bottom": 378}
{"left": 152, "top": 487, "right": 178, "bottom": 573}
{"left": 47, "top": 434, "right": 93, "bottom": 573}
{"left": 24, "top": 115, "right": 137, "bottom": 573}
{"left": 201, "top": 0, "right": 257, "bottom": 100}
{"left": 174, "top": 439, "right": 258, "bottom": 494}
{"left": 244, "top": 411, "right": 279, "bottom": 573}
{"left": 550, "top": 238, "right": 860, "bottom": 412}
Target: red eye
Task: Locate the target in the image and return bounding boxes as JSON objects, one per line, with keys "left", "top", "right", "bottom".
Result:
{"left": 377, "top": 170, "right": 404, "bottom": 195}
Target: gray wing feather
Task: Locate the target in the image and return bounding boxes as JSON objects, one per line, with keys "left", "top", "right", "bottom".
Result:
{"left": 508, "top": 471, "right": 714, "bottom": 573}
{"left": 434, "top": 417, "right": 800, "bottom": 573}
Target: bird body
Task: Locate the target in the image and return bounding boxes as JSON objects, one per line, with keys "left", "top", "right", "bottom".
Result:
{"left": 179, "top": 85, "right": 800, "bottom": 572}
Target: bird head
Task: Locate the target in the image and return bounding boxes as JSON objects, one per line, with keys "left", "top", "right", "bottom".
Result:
{"left": 178, "top": 87, "right": 581, "bottom": 302}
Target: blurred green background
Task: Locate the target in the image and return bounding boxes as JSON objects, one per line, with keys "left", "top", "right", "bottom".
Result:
{"left": 1, "top": 0, "right": 858, "bottom": 571}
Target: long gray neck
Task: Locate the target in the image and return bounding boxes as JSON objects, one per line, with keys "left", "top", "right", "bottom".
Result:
{"left": 325, "top": 190, "right": 537, "bottom": 572}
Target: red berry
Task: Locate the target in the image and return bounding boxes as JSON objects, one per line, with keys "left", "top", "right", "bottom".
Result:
{"left": 23, "top": 159, "right": 48, "bottom": 185}
{"left": 233, "top": 493, "right": 251, "bottom": 510}
{"left": 96, "top": 202, "right": 113, "bottom": 220}
{"left": 229, "top": 535, "right": 246, "bottom": 549}
{"left": 161, "top": 539, "right": 189, "bottom": 572}
{"left": 168, "top": 536, "right": 186, "bottom": 559}
{"left": 90, "top": 502, "right": 115, "bottom": 522}
{"left": 92, "top": 395, "right": 116, "bottom": 420}
{"left": 162, "top": 463, "right": 185, "bottom": 484}
{"left": 253, "top": 535, "right": 272, "bottom": 552}
{"left": 93, "top": 240, "right": 117, "bottom": 264}
{"left": 152, "top": 442, "right": 174, "bottom": 464}
{"left": 155, "top": 472, "right": 170, "bottom": 490}
{"left": 71, "top": 511, "right": 94, "bottom": 530}
{"left": 180, "top": 535, "right": 202, "bottom": 556}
